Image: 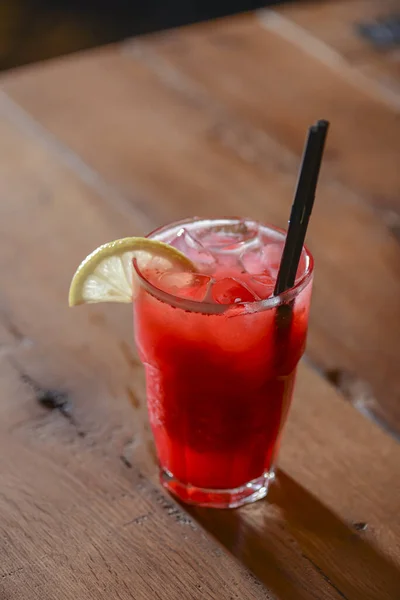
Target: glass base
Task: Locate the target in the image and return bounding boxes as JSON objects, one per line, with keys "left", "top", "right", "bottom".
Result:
{"left": 160, "top": 468, "right": 275, "bottom": 509}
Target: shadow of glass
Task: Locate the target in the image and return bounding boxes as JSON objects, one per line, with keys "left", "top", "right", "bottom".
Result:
{"left": 184, "top": 470, "right": 400, "bottom": 600}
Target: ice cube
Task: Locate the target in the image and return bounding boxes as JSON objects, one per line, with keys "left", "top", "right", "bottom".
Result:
{"left": 296, "top": 249, "right": 308, "bottom": 281}
{"left": 158, "top": 272, "right": 212, "bottom": 302}
{"left": 211, "top": 277, "right": 259, "bottom": 304}
{"left": 240, "top": 247, "right": 265, "bottom": 275}
{"left": 261, "top": 243, "right": 284, "bottom": 277}
{"left": 240, "top": 242, "right": 284, "bottom": 277}
{"left": 249, "top": 274, "right": 275, "bottom": 299}
{"left": 259, "top": 244, "right": 307, "bottom": 281}
{"left": 170, "top": 228, "right": 216, "bottom": 273}
{"left": 198, "top": 220, "right": 260, "bottom": 251}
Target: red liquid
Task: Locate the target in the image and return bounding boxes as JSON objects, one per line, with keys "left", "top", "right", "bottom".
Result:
{"left": 133, "top": 219, "right": 313, "bottom": 507}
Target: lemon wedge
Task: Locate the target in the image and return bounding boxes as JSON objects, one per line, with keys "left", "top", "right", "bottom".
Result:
{"left": 68, "top": 237, "right": 195, "bottom": 306}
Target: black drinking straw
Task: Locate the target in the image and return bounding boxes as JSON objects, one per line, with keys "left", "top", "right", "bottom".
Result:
{"left": 274, "top": 120, "right": 329, "bottom": 298}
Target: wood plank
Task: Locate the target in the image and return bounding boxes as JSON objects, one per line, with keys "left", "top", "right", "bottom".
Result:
{"left": 358, "top": 50, "right": 400, "bottom": 101}
{"left": 0, "top": 94, "right": 400, "bottom": 600}
{"left": 262, "top": 1, "right": 400, "bottom": 118}
{"left": 2, "top": 31, "right": 400, "bottom": 600}
{"left": 0, "top": 112, "right": 268, "bottom": 600}
{"left": 276, "top": 0, "right": 398, "bottom": 64}
{"left": 133, "top": 13, "right": 400, "bottom": 210}
{"left": 1, "top": 432, "right": 263, "bottom": 600}
{"left": 189, "top": 364, "right": 400, "bottom": 600}
{"left": 2, "top": 44, "right": 400, "bottom": 433}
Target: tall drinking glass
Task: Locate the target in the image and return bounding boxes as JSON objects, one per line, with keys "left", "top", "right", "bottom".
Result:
{"left": 133, "top": 217, "right": 313, "bottom": 508}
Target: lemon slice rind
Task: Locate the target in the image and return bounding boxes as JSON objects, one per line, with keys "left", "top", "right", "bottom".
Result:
{"left": 68, "top": 237, "right": 195, "bottom": 306}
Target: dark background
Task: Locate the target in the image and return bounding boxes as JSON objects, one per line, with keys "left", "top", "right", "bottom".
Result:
{"left": 0, "top": 0, "right": 290, "bottom": 71}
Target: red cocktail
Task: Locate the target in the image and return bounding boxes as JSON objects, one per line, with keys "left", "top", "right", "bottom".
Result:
{"left": 134, "top": 218, "right": 313, "bottom": 508}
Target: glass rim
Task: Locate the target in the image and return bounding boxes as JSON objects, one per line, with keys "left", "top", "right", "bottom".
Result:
{"left": 134, "top": 217, "right": 314, "bottom": 315}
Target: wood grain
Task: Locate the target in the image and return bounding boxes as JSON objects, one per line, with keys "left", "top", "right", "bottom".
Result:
{"left": 141, "top": 13, "right": 400, "bottom": 209}
{"left": 1, "top": 3, "right": 400, "bottom": 599}
{"left": 2, "top": 19, "right": 400, "bottom": 432}
{"left": 0, "top": 111, "right": 272, "bottom": 600}
{"left": 0, "top": 104, "right": 399, "bottom": 600}
{"left": 261, "top": 1, "right": 400, "bottom": 113}
{"left": 276, "top": 0, "right": 399, "bottom": 63}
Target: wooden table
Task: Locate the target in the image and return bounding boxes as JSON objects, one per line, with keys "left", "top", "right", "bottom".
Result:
{"left": 1, "top": 2, "right": 399, "bottom": 598}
